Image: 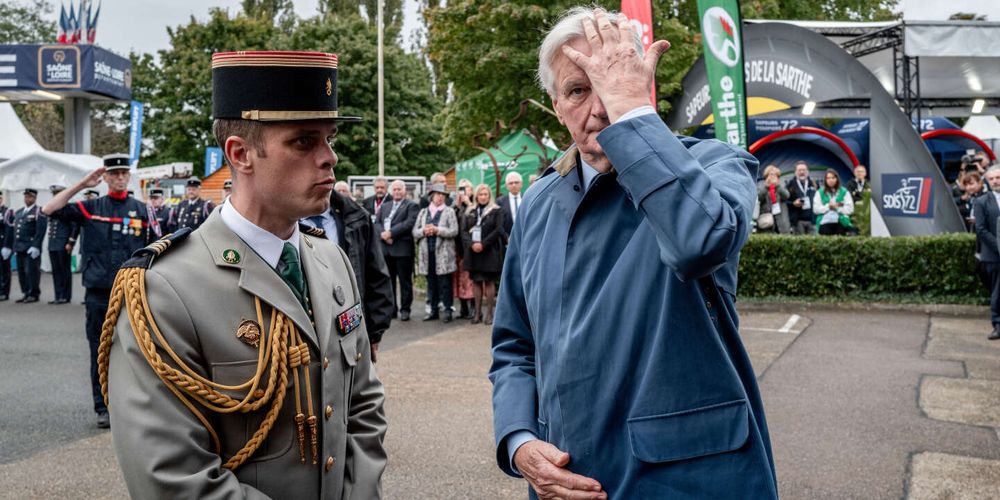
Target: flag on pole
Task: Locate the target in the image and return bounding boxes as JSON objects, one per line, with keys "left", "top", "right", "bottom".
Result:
{"left": 696, "top": 0, "right": 749, "bottom": 149}
{"left": 68, "top": 3, "right": 79, "bottom": 43}
{"left": 87, "top": 1, "right": 100, "bottom": 44}
{"left": 57, "top": 3, "right": 67, "bottom": 43}
{"left": 620, "top": 0, "right": 656, "bottom": 105}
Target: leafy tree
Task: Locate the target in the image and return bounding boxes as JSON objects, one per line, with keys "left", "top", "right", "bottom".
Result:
{"left": 0, "top": 0, "right": 54, "bottom": 44}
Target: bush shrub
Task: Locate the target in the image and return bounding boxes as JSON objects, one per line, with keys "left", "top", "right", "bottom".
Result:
{"left": 738, "top": 233, "right": 985, "bottom": 304}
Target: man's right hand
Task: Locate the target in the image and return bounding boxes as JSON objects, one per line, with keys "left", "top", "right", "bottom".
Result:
{"left": 80, "top": 167, "right": 106, "bottom": 188}
{"left": 793, "top": 199, "right": 803, "bottom": 207}
{"left": 513, "top": 440, "right": 606, "bottom": 500}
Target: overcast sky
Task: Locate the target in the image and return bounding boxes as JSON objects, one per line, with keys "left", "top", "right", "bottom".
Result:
{"left": 38, "top": 0, "right": 1000, "bottom": 58}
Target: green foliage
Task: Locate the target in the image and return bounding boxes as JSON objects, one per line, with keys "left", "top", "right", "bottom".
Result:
{"left": 131, "top": 9, "right": 451, "bottom": 177}
{"left": 854, "top": 190, "right": 871, "bottom": 236}
{"left": 0, "top": 0, "right": 54, "bottom": 44}
{"left": 738, "top": 234, "right": 985, "bottom": 304}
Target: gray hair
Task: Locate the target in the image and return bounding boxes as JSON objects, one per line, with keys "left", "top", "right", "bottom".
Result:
{"left": 373, "top": 176, "right": 388, "bottom": 185}
{"left": 505, "top": 171, "right": 523, "bottom": 183}
{"left": 390, "top": 179, "right": 406, "bottom": 189}
{"left": 986, "top": 165, "right": 1000, "bottom": 176}
{"left": 537, "top": 7, "right": 643, "bottom": 98}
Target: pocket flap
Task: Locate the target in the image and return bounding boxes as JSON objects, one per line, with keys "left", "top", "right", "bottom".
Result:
{"left": 340, "top": 333, "right": 358, "bottom": 367}
{"left": 627, "top": 399, "right": 749, "bottom": 463}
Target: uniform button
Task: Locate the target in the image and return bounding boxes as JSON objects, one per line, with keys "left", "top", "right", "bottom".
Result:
{"left": 354, "top": 352, "right": 362, "bottom": 362}
{"left": 325, "top": 405, "right": 333, "bottom": 419}
{"left": 323, "top": 357, "right": 329, "bottom": 369}
{"left": 325, "top": 456, "right": 335, "bottom": 472}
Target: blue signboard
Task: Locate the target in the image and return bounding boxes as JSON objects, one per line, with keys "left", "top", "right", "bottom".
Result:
{"left": 881, "top": 174, "right": 935, "bottom": 219}
{"left": 128, "top": 101, "right": 143, "bottom": 165}
{"left": 0, "top": 44, "right": 131, "bottom": 100}
{"left": 204, "top": 147, "right": 223, "bottom": 177}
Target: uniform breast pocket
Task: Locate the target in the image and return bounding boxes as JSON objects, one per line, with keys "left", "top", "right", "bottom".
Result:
{"left": 211, "top": 359, "right": 295, "bottom": 462}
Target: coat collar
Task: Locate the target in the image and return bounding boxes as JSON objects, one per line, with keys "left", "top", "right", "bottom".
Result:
{"left": 198, "top": 212, "right": 320, "bottom": 350}
{"left": 553, "top": 146, "right": 579, "bottom": 177}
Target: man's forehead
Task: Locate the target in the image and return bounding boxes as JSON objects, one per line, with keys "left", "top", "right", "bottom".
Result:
{"left": 553, "top": 38, "right": 592, "bottom": 83}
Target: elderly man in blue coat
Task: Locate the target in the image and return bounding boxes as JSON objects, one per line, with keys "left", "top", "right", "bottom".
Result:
{"left": 489, "top": 7, "right": 778, "bottom": 499}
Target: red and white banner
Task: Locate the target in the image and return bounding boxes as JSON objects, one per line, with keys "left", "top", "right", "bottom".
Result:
{"left": 621, "top": 0, "right": 656, "bottom": 105}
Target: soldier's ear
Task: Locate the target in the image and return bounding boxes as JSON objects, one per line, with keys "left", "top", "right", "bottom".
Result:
{"left": 225, "top": 136, "right": 253, "bottom": 175}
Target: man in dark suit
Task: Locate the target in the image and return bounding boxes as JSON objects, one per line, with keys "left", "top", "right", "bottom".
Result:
{"left": 363, "top": 176, "right": 389, "bottom": 224}
{"left": 495, "top": 170, "right": 524, "bottom": 241}
{"left": 303, "top": 191, "right": 395, "bottom": 360}
{"left": 786, "top": 161, "right": 817, "bottom": 234}
{"left": 974, "top": 165, "right": 1000, "bottom": 340}
{"left": 46, "top": 185, "right": 80, "bottom": 304}
{"left": 377, "top": 179, "right": 419, "bottom": 321}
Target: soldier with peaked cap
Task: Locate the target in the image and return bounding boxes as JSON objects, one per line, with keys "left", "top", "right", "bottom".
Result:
{"left": 3, "top": 188, "right": 47, "bottom": 303}
{"left": 42, "top": 154, "right": 153, "bottom": 428}
{"left": 174, "top": 176, "right": 215, "bottom": 230}
{"left": 101, "top": 50, "right": 386, "bottom": 499}
{"left": 46, "top": 184, "right": 80, "bottom": 304}
{"left": 223, "top": 178, "right": 233, "bottom": 203}
{"left": 148, "top": 188, "right": 175, "bottom": 235}
{"left": 0, "top": 192, "right": 12, "bottom": 301}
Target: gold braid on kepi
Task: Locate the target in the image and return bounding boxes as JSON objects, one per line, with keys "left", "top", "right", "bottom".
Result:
{"left": 97, "top": 228, "right": 320, "bottom": 470}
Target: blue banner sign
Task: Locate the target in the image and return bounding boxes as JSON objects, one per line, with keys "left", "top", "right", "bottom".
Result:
{"left": 204, "top": 147, "right": 223, "bottom": 177}
{"left": 881, "top": 174, "right": 935, "bottom": 219}
{"left": 0, "top": 44, "right": 131, "bottom": 100}
{"left": 128, "top": 100, "right": 143, "bottom": 166}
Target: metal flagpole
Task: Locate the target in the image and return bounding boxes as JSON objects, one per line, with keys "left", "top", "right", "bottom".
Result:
{"left": 377, "top": 0, "right": 385, "bottom": 177}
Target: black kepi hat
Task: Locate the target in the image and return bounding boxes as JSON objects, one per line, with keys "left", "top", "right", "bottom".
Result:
{"left": 186, "top": 177, "right": 202, "bottom": 188}
{"left": 103, "top": 153, "right": 131, "bottom": 171}
{"left": 149, "top": 188, "right": 164, "bottom": 197}
{"left": 223, "top": 179, "right": 232, "bottom": 189}
{"left": 83, "top": 189, "right": 99, "bottom": 197}
{"left": 211, "top": 51, "right": 361, "bottom": 122}
{"left": 23, "top": 188, "right": 38, "bottom": 195}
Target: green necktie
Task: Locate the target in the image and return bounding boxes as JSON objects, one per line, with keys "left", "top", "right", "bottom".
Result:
{"left": 279, "top": 242, "right": 308, "bottom": 308}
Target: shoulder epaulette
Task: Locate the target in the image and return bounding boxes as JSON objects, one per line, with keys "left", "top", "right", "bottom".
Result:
{"left": 300, "top": 223, "right": 325, "bottom": 238}
{"left": 121, "top": 228, "right": 194, "bottom": 270}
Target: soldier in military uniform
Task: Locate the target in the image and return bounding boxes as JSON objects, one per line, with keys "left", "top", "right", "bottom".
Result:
{"left": 148, "top": 188, "right": 174, "bottom": 235}
{"left": 0, "top": 193, "right": 12, "bottom": 301}
{"left": 83, "top": 189, "right": 99, "bottom": 200}
{"left": 42, "top": 154, "right": 152, "bottom": 428}
{"left": 223, "top": 178, "right": 233, "bottom": 203}
{"left": 100, "top": 50, "right": 386, "bottom": 498}
{"left": 3, "top": 189, "right": 47, "bottom": 303}
{"left": 174, "top": 177, "right": 215, "bottom": 230}
{"left": 46, "top": 185, "right": 80, "bottom": 304}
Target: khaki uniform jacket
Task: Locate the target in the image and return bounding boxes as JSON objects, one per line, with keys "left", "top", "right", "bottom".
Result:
{"left": 107, "top": 212, "right": 387, "bottom": 499}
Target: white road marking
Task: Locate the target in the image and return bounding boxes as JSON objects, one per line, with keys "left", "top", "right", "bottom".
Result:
{"left": 779, "top": 314, "right": 801, "bottom": 333}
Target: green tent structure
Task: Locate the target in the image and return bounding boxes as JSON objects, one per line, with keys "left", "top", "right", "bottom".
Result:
{"left": 453, "top": 129, "right": 560, "bottom": 196}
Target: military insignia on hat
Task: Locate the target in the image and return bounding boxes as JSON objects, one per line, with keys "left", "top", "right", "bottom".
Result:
{"left": 336, "top": 303, "right": 363, "bottom": 336}
{"left": 211, "top": 51, "right": 361, "bottom": 123}
{"left": 103, "top": 153, "right": 131, "bottom": 171}
{"left": 222, "top": 249, "right": 241, "bottom": 264}
{"left": 333, "top": 285, "right": 345, "bottom": 306}
{"left": 236, "top": 318, "right": 262, "bottom": 347}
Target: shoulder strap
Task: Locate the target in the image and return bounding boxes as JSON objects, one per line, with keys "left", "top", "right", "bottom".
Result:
{"left": 121, "top": 227, "right": 194, "bottom": 270}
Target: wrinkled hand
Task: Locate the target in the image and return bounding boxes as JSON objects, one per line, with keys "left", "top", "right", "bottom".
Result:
{"left": 80, "top": 167, "right": 106, "bottom": 189}
{"left": 513, "top": 440, "right": 606, "bottom": 500}
{"left": 27, "top": 247, "right": 40, "bottom": 259}
{"left": 370, "top": 342, "right": 379, "bottom": 363}
{"left": 560, "top": 10, "right": 670, "bottom": 122}
{"left": 1, "top": 248, "right": 10, "bottom": 260}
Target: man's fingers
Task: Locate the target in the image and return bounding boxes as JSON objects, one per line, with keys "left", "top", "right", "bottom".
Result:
{"left": 616, "top": 16, "right": 634, "bottom": 47}
{"left": 581, "top": 14, "right": 602, "bottom": 47}
{"left": 560, "top": 45, "right": 589, "bottom": 70}
{"left": 643, "top": 39, "right": 671, "bottom": 73}
{"left": 534, "top": 441, "right": 571, "bottom": 467}
{"left": 594, "top": 10, "right": 618, "bottom": 43}
{"left": 545, "top": 483, "right": 607, "bottom": 500}
{"left": 548, "top": 466, "right": 604, "bottom": 492}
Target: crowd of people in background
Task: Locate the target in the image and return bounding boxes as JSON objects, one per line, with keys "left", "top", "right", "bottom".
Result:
{"left": 756, "top": 160, "right": 865, "bottom": 236}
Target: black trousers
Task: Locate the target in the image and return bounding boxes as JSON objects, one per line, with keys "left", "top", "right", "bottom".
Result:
{"left": 384, "top": 254, "right": 414, "bottom": 314}
{"left": 426, "top": 249, "right": 453, "bottom": 313}
{"left": 15, "top": 251, "right": 40, "bottom": 298}
{"left": 85, "top": 288, "right": 111, "bottom": 414}
{"left": 0, "top": 255, "right": 10, "bottom": 297}
{"left": 49, "top": 249, "right": 73, "bottom": 301}
{"left": 983, "top": 262, "right": 1000, "bottom": 326}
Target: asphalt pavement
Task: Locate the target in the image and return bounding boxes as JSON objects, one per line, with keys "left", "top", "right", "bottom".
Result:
{"left": 0, "top": 273, "right": 998, "bottom": 499}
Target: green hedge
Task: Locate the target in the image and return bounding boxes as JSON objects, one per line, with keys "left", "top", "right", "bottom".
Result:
{"left": 738, "top": 233, "right": 986, "bottom": 304}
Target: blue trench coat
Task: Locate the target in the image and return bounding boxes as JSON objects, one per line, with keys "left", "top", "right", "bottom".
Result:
{"left": 489, "top": 113, "right": 779, "bottom": 498}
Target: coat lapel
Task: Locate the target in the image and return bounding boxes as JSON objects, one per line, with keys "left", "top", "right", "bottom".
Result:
{"left": 300, "top": 234, "right": 335, "bottom": 348}
{"left": 198, "top": 213, "right": 320, "bottom": 350}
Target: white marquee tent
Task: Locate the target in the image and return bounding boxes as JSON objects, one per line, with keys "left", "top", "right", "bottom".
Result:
{"left": 0, "top": 103, "right": 43, "bottom": 162}
{"left": 963, "top": 115, "right": 1000, "bottom": 157}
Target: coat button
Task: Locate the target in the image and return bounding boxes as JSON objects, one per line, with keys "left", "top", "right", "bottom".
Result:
{"left": 325, "top": 456, "right": 335, "bottom": 472}
{"left": 323, "top": 357, "right": 329, "bottom": 369}
{"left": 325, "top": 405, "right": 333, "bottom": 420}
{"left": 354, "top": 352, "right": 362, "bottom": 362}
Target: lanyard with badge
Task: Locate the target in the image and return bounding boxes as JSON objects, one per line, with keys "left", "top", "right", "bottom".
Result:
{"left": 384, "top": 201, "right": 399, "bottom": 232}
{"left": 798, "top": 179, "right": 812, "bottom": 210}
{"left": 471, "top": 206, "right": 483, "bottom": 243}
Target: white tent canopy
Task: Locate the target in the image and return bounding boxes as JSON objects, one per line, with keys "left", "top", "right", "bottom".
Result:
{"left": 0, "top": 149, "right": 141, "bottom": 211}
{"left": 963, "top": 115, "right": 1000, "bottom": 156}
{"left": 0, "top": 103, "right": 43, "bottom": 162}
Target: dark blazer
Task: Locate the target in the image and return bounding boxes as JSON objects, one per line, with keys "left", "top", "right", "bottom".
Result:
{"left": 785, "top": 177, "right": 817, "bottom": 226}
{"left": 495, "top": 194, "right": 522, "bottom": 240}
{"left": 362, "top": 194, "right": 388, "bottom": 221}
{"left": 375, "top": 198, "right": 419, "bottom": 257}
{"left": 974, "top": 193, "right": 1000, "bottom": 262}
{"left": 329, "top": 192, "right": 394, "bottom": 344}
{"left": 461, "top": 203, "right": 504, "bottom": 274}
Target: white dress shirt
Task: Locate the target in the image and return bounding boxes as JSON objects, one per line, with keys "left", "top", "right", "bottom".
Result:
{"left": 220, "top": 201, "right": 300, "bottom": 269}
